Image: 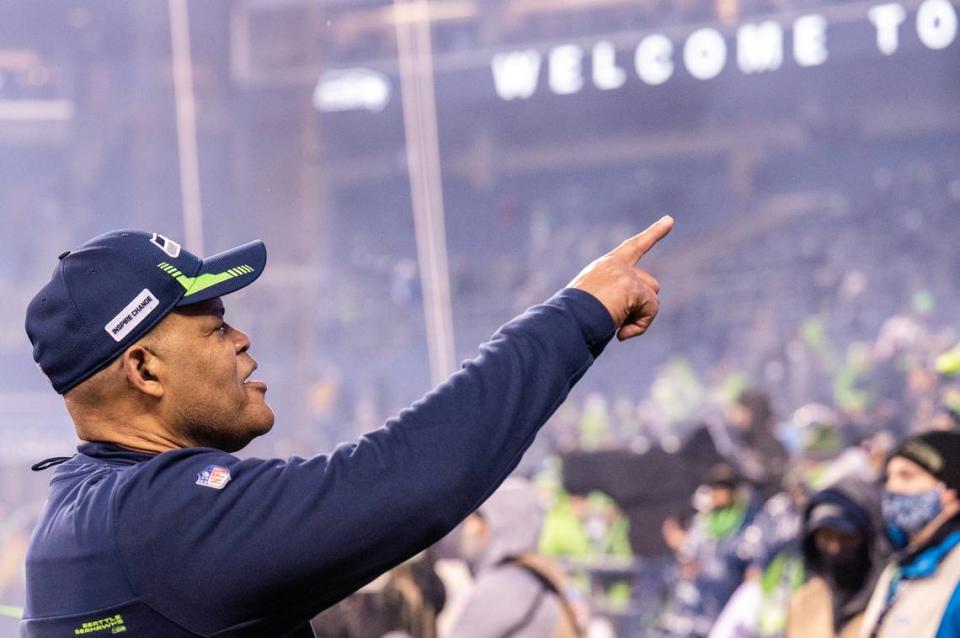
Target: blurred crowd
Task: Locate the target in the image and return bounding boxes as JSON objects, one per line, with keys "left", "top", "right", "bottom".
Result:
{"left": 305, "top": 145, "right": 960, "bottom": 440}
{"left": 305, "top": 307, "right": 960, "bottom": 636}
{"left": 289, "top": 164, "right": 960, "bottom": 634}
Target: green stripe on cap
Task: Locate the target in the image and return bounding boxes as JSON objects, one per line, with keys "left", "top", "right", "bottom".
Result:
{"left": 157, "top": 263, "right": 255, "bottom": 296}
{"left": 177, "top": 265, "right": 253, "bottom": 296}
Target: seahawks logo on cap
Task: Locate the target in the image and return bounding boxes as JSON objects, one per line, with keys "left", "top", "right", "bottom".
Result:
{"left": 150, "top": 233, "right": 181, "bottom": 258}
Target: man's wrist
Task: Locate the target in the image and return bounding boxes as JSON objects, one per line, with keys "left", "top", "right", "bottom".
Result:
{"left": 549, "top": 289, "right": 617, "bottom": 357}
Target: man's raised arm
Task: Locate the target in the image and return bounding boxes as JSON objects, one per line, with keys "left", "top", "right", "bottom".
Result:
{"left": 115, "top": 217, "right": 674, "bottom": 634}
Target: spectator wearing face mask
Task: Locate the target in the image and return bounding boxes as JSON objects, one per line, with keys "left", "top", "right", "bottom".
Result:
{"left": 787, "top": 479, "right": 888, "bottom": 638}
{"left": 859, "top": 431, "right": 960, "bottom": 638}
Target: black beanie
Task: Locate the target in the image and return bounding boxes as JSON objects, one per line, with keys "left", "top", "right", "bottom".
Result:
{"left": 891, "top": 431, "right": 960, "bottom": 492}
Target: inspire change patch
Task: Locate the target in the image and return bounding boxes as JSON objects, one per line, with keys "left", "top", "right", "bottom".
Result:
{"left": 104, "top": 289, "right": 158, "bottom": 343}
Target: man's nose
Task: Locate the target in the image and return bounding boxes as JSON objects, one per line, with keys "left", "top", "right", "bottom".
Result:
{"left": 231, "top": 326, "right": 251, "bottom": 354}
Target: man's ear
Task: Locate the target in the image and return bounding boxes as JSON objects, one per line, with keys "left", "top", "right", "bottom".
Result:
{"left": 120, "top": 344, "right": 164, "bottom": 399}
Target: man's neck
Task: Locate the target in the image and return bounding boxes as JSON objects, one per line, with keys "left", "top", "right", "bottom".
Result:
{"left": 67, "top": 392, "right": 196, "bottom": 455}
{"left": 909, "top": 503, "right": 960, "bottom": 551}
{"left": 82, "top": 436, "right": 187, "bottom": 455}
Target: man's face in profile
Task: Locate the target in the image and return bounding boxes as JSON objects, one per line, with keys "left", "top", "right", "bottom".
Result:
{"left": 157, "top": 297, "right": 274, "bottom": 451}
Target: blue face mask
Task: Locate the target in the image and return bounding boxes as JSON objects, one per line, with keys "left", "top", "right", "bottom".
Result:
{"left": 882, "top": 489, "right": 943, "bottom": 548}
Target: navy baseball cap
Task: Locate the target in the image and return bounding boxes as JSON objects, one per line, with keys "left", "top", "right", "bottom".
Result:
{"left": 25, "top": 230, "right": 267, "bottom": 394}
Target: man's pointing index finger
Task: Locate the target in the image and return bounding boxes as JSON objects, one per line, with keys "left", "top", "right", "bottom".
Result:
{"left": 610, "top": 215, "right": 674, "bottom": 264}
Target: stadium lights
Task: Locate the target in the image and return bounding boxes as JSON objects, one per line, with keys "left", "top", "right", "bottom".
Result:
{"left": 313, "top": 69, "right": 392, "bottom": 112}
{"left": 0, "top": 99, "right": 73, "bottom": 121}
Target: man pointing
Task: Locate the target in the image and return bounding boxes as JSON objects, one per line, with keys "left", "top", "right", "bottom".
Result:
{"left": 21, "top": 217, "right": 672, "bottom": 637}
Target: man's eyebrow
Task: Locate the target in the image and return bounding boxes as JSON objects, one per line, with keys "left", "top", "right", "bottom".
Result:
{"left": 203, "top": 304, "right": 225, "bottom": 321}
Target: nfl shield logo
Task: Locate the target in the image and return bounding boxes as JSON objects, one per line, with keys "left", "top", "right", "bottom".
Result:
{"left": 196, "top": 465, "right": 232, "bottom": 490}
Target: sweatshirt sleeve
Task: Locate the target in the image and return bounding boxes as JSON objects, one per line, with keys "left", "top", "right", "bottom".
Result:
{"left": 112, "top": 289, "right": 615, "bottom": 635}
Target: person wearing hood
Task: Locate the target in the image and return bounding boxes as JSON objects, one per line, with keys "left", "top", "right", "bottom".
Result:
{"left": 859, "top": 430, "right": 960, "bottom": 638}
{"left": 441, "top": 478, "right": 583, "bottom": 638}
{"left": 726, "top": 388, "right": 789, "bottom": 502}
{"left": 787, "top": 479, "right": 888, "bottom": 638}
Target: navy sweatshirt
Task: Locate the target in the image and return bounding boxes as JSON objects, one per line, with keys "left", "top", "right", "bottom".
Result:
{"left": 22, "top": 289, "right": 615, "bottom": 637}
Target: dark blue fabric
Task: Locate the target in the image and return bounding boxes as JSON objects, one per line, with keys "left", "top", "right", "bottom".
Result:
{"left": 24, "top": 230, "right": 266, "bottom": 394}
{"left": 22, "top": 289, "right": 615, "bottom": 637}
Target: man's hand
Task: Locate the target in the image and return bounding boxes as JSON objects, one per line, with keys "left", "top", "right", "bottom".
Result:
{"left": 567, "top": 216, "right": 673, "bottom": 341}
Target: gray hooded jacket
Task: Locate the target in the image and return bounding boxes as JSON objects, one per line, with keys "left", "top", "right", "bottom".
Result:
{"left": 447, "top": 479, "right": 574, "bottom": 638}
